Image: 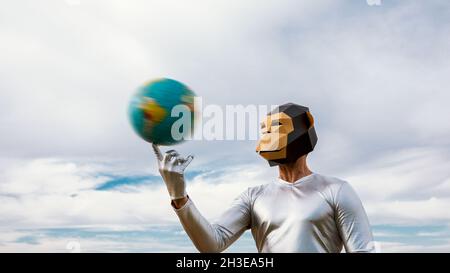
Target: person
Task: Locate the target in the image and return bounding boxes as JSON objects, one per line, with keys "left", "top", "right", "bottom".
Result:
{"left": 152, "top": 103, "right": 374, "bottom": 253}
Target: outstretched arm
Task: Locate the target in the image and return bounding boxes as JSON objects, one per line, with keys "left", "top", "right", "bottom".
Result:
{"left": 174, "top": 190, "right": 251, "bottom": 253}
{"left": 152, "top": 144, "right": 251, "bottom": 253}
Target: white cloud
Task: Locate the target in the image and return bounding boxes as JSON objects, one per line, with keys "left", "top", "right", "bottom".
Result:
{"left": 341, "top": 147, "right": 450, "bottom": 225}
{"left": 0, "top": 157, "right": 271, "bottom": 230}
{"left": 0, "top": 148, "right": 449, "bottom": 251}
{"left": 0, "top": 156, "right": 269, "bottom": 252}
{"left": 0, "top": 228, "right": 194, "bottom": 253}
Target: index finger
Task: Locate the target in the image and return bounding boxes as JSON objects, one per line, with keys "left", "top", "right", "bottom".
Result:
{"left": 151, "top": 143, "right": 163, "bottom": 161}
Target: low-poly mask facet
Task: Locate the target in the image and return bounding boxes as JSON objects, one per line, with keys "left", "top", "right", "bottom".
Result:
{"left": 256, "top": 103, "right": 318, "bottom": 166}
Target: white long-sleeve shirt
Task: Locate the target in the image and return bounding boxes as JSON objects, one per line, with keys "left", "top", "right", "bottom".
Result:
{"left": 174, "top": 173, "right": 374, "bottom": 253}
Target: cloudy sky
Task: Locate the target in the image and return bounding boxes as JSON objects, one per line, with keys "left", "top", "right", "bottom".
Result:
{"left": 1, "top": 0, "right": 450, "bottom": 252}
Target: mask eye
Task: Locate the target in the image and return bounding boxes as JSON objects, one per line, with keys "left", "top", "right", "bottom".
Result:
{"left": 271, "top": 120, "right": 282, "bottom": 126}
{"left": 260, "top": 123, "right": 268, "bottom": 134}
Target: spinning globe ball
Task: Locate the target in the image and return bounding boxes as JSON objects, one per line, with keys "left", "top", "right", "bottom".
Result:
{"left": 128, "top": 78, "right": 196, "bottom": 145}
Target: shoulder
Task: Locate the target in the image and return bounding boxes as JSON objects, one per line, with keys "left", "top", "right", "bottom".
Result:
{"left": 310, "top": 173, "right": 348, "bottom": 191}
{"left": 313, "top": 174, "right": 366, "bottom": 211}
{"left": 246, "top": 183, "right": 271, "bottom": 199}
{"left": 310, "top": 173, "right": 355, "bottom": 204}
{"left": 236, "top": 183, "right": 270, "bottom": 205}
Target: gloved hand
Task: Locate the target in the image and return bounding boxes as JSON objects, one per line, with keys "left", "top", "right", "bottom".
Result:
{"left": 152, "top": 144, "right": 194, "bottom": 200}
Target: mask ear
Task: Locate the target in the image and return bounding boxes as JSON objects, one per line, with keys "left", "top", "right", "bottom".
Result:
{"left": 306, "top": 111, "right": 314, "bottom": 128}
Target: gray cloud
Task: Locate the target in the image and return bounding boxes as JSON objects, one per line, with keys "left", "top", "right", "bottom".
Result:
{"left": 2, "top": 1, "right": 449, "bottom": 167}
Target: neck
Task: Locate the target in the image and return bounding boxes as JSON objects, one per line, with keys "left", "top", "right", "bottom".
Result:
{"left": 278, "top": 155, "right": 312, "bottom": 183}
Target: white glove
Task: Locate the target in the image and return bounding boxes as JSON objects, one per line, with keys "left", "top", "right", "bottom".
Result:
{"left": 152, "top": 144, "right": 194, "bottom": 200}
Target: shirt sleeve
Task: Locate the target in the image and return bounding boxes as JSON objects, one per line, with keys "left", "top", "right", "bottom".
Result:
{"left": 334, "top": 182, "right": 375, "bottom": 253}
{"left": 173, "top": 189, "right": 252, "bottom": 253}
